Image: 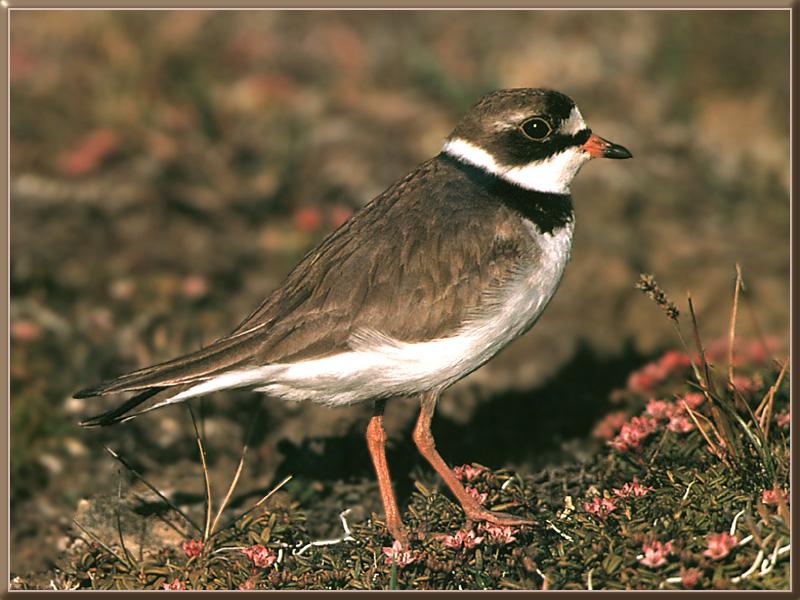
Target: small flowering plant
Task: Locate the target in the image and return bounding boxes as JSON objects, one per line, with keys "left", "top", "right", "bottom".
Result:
{"left": 761, "top": 488, "right": 787, "bottom": 506}
{"left": 703, "top": 532, "right": 737, "bottom": 560}
{"left": 382, "top": 540, "right": 415, "bottom": 567}
{"left": 583, "top": 496, "right": 618, "bottom": 520}
{"left": 667, "top": 414, "right": 694, "bottom": 433}
{"left": 480, "top": 523, "right": 519, "bottom": 545}
{"left": 679, "top": 567, "right": 700, "bottom": 589}
{"left": 627, "top": 350, "right": 690, "bottom": 393}
{"left": 645, "top": 399, "right": 674, "bottom": 420}
{"left": 181, "top": 539, "right": 203, "bottom": 559}
{"left": 639, "top": 540, "right": 672, "bottom": 568}
{"left": 238, "top": 577, "right": 258, "bottom": 591}
{"left": 464, "top": 485, "right": 488, "bottom": 505}
{"left": 612, "top": 481, "right": 651, "bottom": 498}
{"left": 609, "top": 416, "right": 657, "bottom": 453}
{"left": 454, "top": 464, "right": 485, "bottom": 482}
{"left": 441, "top": 529, "right": 483, "bottom": 549}
{"left": 592, "top": 410, "right": 629, "bottom": 440}
{"left": 775, "top": 410, "right": 790, "bottom": 428}
{"left": 680, "top": 392, "right": 705, "bottom": 410}
{"left": 241, "top": 544, "right": 277, "bottom": 569}
{"left": 643, "top": 398, "right": 695, "bottom": 433}
{"left": 162, "top": 579, "right": 185, "bottom": 590}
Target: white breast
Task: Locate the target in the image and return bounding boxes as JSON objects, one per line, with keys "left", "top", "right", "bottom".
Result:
{"left": 161, "top": 220, "right": 574, "bottom": 408}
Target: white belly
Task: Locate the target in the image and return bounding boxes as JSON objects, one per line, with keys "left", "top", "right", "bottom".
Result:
{"left": 167, "top": 220, "right": 574, "bottom": 407}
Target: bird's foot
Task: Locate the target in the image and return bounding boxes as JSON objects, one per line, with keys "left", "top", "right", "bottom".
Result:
{"left": 386, "top": 517, "right": 410, "bottom": 546}
{"left": 464, "top": 507, "right": 535, "bottom": 528}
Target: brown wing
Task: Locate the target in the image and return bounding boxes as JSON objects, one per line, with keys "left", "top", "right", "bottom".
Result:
{"left": 76, "top": 156, "right": 531, "bottom": 409}
{"left": 231, "top": 156, "right": 532, "bottom": 363}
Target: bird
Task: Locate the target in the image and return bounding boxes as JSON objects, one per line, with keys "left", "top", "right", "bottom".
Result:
{"left": 75, "top": 88, "right": 631, "bottom": 544}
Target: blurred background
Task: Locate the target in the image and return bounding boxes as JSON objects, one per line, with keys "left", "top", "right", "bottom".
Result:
{"left": 10, "top": 10, "right": 789, "bottom": 578}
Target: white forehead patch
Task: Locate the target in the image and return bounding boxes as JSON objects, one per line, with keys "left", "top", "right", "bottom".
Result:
{"left": 492, "top": 120, "right": 518, "bottom": 132}
{"left": 442, "top": 137, "right": 591, "bottom": 194}
{"left": 558, "top": 106, "right": 586, "bottom": 135}
{"left": 491, "top": 111, "right": 528, "bottom": 132}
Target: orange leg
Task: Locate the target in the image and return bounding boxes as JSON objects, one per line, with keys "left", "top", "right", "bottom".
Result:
{"left": 412, "top": 390, "right": 534, "bottom": 527}
{"left": 366, "top": 399, "right": 408, "bottom": 544}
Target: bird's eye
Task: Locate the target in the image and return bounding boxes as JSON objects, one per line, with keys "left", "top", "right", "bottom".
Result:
{"left": 520, "top": 117, "right": 552, "bottom": 141}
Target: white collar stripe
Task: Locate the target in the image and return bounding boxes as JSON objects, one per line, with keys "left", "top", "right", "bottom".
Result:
{"left": 441, "top": 137, "right": 590, "bottom": 195}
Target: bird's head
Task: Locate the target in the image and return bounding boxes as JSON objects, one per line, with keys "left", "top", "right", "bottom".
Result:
{"left": 442, "top": 88, "right": 632, "bottom": 194}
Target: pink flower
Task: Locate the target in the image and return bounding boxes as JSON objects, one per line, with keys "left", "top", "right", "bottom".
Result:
{"left": 627, "top": 365, "right": 662, "bottom": 393}
{"left": 465, "top": 485, "right": 488, "bottom": 505}
{"left": 659, "top": 350, "right": 691, "bottom": 372}
{"left": 680, "top": 567, "right": 700, "bottom": 589}
{"left": 241, "top": 544, "right": 276, "bottom": 568}
{"left": 761, "top": 488, "right": 787, "bottom": 506}
{"left": 667, "top": 414, "right": 694, "bottom": 433}
{"left": 775, "top": 410, "right": 790, "bottom": 428}
{"left": 181, "top": 538, "right": 203, "bottom": 558}
{"left": 592, "top": 411, "right": 628, "bottom": 440}
{"left": 731, "top": 375, "right": 758, "bottom": 395}
{"left": 163, "top": 579, "right": 185, "bottom": 590}
{"left": 181, "top": 275, "right": 209, "bottom": 299}
{"left": 461, "top": 529, "right": 484, "bottom": 548}
{"left": 480, "top": 523, "right": 519, "bottom": 544}
{"left": 11, "top": 320, "right": 42, "bottom": 342}
{"left": 746, "top": 337, "right": 779, "bottom": 363}
{"left": 609, "top": 416, "right": 657, "bottom": 452}
{"left": 238, "top": 577, "right": 257, "bottom": 590}
{"left": 703, "top": 532, "right": 737, "bottom": 560}
{"left": 639, "top": 540, "right": 672, "bottom": 568}
{"left": 57, "top": 129, "right": 120, "bottom": 177}
{"left": 612, "top": 481, "right": 651, "bottom": 498}
{"left": 627, "top": 351, "right": 690, "bottom": 393}
{"left": 632, "top": 415, "right": 657, "bottom": 434}
{"left": 681, "top": 392, "right": 705, "bottom": 409}
{"left": 646, "top": 399, "right": 675, "bottom": 420}
{"left": 583, "top": 496, "right": 618, "bottom": 519}
{"left": 442, "top": 529, "right": 484, "bottom": 549}
{"left": 382, "top": 540, "right": 415, "bottom": 567}
{"left": 454, "top": 464, "right": 484, "bottom": 482}
{"left": 293, "top": 207, "right": 323, "bottom": 233}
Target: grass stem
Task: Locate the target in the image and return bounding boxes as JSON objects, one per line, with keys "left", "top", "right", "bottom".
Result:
{"left": 188, "top": 405, "right": 213, "bottom": 544}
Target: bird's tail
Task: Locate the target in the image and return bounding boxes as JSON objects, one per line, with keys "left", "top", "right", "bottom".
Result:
{"left": 75, "top": 326, "right": 266, "bottom": 426}
{"left": 78, "top": 385, "right": 191, "bottom": 427}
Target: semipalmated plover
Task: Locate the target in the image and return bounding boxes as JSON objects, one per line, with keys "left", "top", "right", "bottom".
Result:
{"left": 77, "top": 88, "right": 631, "bottom": 543}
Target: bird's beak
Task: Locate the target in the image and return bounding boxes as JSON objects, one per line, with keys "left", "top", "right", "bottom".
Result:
{"left": 581, "top": 133, "right": 632, "bottom": 159}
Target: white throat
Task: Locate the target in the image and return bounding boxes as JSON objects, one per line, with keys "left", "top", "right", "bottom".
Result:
{"left": 441, "top": 137, "right": 591, "bottom": 194}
